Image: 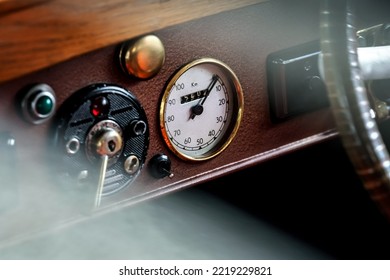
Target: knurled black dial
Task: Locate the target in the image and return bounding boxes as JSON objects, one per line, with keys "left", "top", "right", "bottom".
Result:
{"left": 51, "top": 83, "right": 149, "bottom": 196}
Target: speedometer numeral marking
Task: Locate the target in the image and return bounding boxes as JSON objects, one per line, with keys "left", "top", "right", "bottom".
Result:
{"left": 167, "top": 98, "right": 176, "bottom": 106}
{"left": 216, "top": 116, "right": 223, "bottom": 123}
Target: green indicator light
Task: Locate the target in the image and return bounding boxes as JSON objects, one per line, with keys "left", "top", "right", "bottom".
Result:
{"left": 35, "top": 95, "right": 53, "bottom": 116}
{"left": 22, "top": 84, "right": 56, "bottom": 124}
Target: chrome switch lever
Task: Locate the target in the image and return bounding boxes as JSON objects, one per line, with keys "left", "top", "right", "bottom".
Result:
{"left": 87, "top": 121, "right": 124, "bottom": 209}
{"left": 95, "top": 155, "right": 108, "bottom": 208}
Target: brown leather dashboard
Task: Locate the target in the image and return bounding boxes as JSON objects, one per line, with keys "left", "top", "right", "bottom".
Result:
{"left": 0, "top": 0, "right": 337, "bottom": 244}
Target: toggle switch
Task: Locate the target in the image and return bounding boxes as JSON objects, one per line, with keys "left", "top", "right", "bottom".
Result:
{"left": 85, "top": 120, "right": 124, "bottom": 208}
{"left": 149, "top": 153, "right": 173, "bottom": 179}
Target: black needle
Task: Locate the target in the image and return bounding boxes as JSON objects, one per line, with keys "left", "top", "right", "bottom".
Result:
{"left": 189, "top": 74, "right": 219, "bottom": 120}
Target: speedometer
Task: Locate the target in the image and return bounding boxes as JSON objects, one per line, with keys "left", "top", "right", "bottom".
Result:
{"left": 160, "top": 58, "right": 244, "bottom": 161}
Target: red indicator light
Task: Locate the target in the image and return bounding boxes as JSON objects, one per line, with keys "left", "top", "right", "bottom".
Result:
{"left": 91, "top": 96, "right": 110, "bottom": 117}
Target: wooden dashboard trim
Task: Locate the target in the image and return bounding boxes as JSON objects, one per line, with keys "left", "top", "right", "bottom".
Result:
{"left": 0, "top": 0, "right": 266, "bottom": 84}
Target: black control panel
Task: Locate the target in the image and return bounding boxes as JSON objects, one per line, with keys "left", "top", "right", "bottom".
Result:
{"left": 51, "top": 83, "right": 149, "bottom": 197}
{"left": 267, "top": 41, "right": 329, "bottom": 121}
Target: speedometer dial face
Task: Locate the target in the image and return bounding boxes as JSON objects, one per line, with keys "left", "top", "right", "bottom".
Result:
{"left": 160, "top": 58, "right": 244, "bottom": 161}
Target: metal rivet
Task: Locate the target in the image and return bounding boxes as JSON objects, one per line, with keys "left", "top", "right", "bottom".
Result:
{"left": 131, "top": 120, "right": 147, "bottom": 136}
{"left": 124, "top": 155, "right": 140, "bottom": 175}
{"left": 66, "top": 137, "right": 80, "bottom": 155}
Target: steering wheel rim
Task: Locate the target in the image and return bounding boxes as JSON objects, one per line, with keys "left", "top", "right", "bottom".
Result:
{"left": 320, "top": 0, "right": 390, "bottom": 220}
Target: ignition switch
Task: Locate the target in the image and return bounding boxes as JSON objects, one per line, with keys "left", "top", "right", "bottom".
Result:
{"left": 85, "top": 119, "right": 124, "bottom": 165}
{"left": 51, "top": 84, "right": 149, "bottom": 200}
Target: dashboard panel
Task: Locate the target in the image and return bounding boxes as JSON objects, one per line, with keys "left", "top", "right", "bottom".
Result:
{"left": 1, "top": 0, "right": 390, "bottom": 257}
{"left": 0, "top": 2, "right": 335, "bottom": 245}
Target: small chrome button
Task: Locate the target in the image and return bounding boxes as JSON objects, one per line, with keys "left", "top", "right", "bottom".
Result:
{"left": 20, "top": 83, "right": 56, "bottom": 124}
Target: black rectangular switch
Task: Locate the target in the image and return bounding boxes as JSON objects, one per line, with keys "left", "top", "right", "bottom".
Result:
{"left": 267, "top": 41, "right": 329, "bottom": 121}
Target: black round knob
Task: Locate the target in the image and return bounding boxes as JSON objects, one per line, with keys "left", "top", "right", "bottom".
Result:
{"left": 149, "top": 153, "right": 173, "bottom": 179}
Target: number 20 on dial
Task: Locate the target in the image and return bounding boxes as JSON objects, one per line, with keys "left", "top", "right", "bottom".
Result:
{"left": 160, "top": 58, "right": 244, "bottom": 161}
